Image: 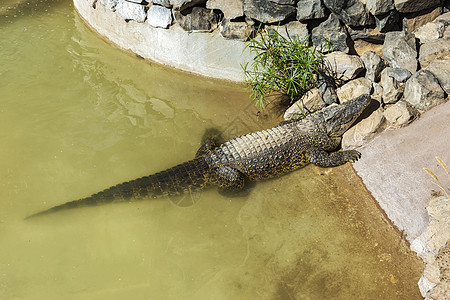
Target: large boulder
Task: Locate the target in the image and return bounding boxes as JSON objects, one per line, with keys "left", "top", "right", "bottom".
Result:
{"left": 342, "top": 108, "right": 385, "bottom": 149}
{"left": 348, "top": 26, "right": 386, "bottom": 43}
{"left": 383, "top": 101, "right": 414, "bottom": 127}
{"left": 243, "top": 0, "right": 296, "bottom": 23}
{"left": 366, "top": 0, "right": 394, "bottom": 15}
{"left": 115, "top": 0, "right": 147, "bottom": 22}
{"left": 380, "top": 68, "right": 405, "bottom": 104}
{"left": 323, "top": 0, "right": 373, "bottom": 26}
{"left": 404, "top": 6, "right": 442, "bottom": 32}
{"left": 337, "top": 77, "right": 373, "bottom": 103}
{"left": 411, "top": 197, "right": 450, "bottom": 299}
{"left": 147, "top": 5, "right": 172, "bottom": 28}
{"left": 324, "top": 51, "right": 365, "bottom": 82}
{"left": 434, "top": 11, "right": 450, "bottom": 26}
{"left": 404, "top": 70, "right": 445, "bottom": 111}
{"left": 361, "top": 51, "right": 385, "bottom": 82}
{"left": 386, "top": 67, "right": 412, "bottom": 82}
{"left": 394, "top": 0, "right": 442, "bottom": 13}
{"left": 382, "top": 31, "right": 418, "bottom": 73}
{"left": 173, "top": 7, "right": 220, "bottom": 32}
{"left": 206, "top": 0, "right": 244, "bottom": 19}
{"left": 311, "top": 13, "right": 349, "bottom": 53}
{"left": 284, "top": 88, "right": 325, "bottom": 120}
{"left": 419, "top": 39, "right": 450, "bottom": 68}
{"left": 427, "top": 55, "right": 450, "bottom": 93}
{"left": 316, "top": 74, "right": 338, "bottom": 104}
{"left": 296, "top": 0, "right": 327, "bottom": 21}
{"left": 268, "top": 21, "right": 309, "bottom": 42}
{"left": 413, "top": 22, "right": 445, "bottom": 44}
{"left": 374, "top": 9, "right": 400, "bottom": 32}
{"left": 220, "top": 19, "right": 253, "bottom": 41}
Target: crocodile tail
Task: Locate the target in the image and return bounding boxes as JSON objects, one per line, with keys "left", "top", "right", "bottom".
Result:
{"left": 25, "top": 157, "right": 210, "bottom": 219}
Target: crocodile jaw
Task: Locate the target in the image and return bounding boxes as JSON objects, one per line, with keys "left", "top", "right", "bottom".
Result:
{"left": 322, "top": 94, "right": 371, "bottom": 138}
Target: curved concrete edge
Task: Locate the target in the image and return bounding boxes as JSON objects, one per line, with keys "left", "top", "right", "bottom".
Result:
{"left": 352, "top": 100, "right": 450, "bottom": 243}
{"left": 73, "top": 0, "right": 253, "bottom": 82}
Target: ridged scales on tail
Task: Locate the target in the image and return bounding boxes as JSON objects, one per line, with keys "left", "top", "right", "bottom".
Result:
{"left": 26, "top": 94, "right": 371, "bottom": 219}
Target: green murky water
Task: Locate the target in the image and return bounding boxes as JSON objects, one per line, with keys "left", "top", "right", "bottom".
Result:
{"left": 0, "top": 1, "right": 423, "bottom": 299}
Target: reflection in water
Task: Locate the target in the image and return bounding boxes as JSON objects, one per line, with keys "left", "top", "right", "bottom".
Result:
{"left": 0, "top": 1, "right": 423, "bottom": 299}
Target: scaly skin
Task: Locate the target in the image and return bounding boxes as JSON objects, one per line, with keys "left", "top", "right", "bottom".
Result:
{"left": 26, "top": 94, "right": 370, "bottom": 219}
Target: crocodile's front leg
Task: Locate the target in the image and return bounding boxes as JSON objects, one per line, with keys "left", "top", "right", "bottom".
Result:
{"left": 307, "top": 148, "right": 361, "bottom": 168}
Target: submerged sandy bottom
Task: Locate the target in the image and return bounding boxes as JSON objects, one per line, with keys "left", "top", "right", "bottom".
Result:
{"left": 0, "top": 0, "right": 422, "bottom": 298}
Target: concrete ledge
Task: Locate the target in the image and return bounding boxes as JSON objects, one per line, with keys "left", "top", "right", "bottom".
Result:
{"left": 353, "top": 100, "right": 450, "bottom": 242}
{"left": 73, "top": 0, "right": 253, "bottom": 81}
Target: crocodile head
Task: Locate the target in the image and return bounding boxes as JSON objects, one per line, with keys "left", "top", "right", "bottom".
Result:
{"left": 322, "top": 94, "right": 371, "bottom": 137}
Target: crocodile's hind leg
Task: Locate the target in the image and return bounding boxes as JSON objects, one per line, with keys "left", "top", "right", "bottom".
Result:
{"left": 307, "top": 148, "right": 361, "bottom": 168}
{"left": 212, "top": 166, "right": 246, "bottom": 194}
{"left": 195, "top": 128, "right": 223, "bottom": 157}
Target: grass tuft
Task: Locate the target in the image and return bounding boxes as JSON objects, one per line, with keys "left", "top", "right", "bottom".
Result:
{"left": 423, "top": 157, "right": 450, "bottom": 198}
{"left": 242, "top": 25, "right": 332, "bottom": 110}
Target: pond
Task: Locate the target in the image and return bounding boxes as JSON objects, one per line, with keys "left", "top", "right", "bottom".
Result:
{"left": 0, "top": 0, "right": 423, "bottom": 299}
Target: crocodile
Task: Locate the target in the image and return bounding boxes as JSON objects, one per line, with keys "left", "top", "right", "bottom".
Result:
{"left": 26, "top": 94, "right": 371, "bottom": 219}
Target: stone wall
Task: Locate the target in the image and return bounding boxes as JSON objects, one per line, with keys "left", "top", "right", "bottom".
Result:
{"left": 76, "top": 0, "right": 449, "bottom": 81}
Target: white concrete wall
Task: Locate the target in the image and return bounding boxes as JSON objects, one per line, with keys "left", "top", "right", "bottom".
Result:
{"left": 73, "top": 0, "right": 253, "bottom": 82}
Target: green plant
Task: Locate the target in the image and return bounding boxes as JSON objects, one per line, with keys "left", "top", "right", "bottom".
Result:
{"left": 242, "top": 26, "right": 331, "bottom": 110}
{"left": 424, "top": 157, "right": 449, "bottom": 198}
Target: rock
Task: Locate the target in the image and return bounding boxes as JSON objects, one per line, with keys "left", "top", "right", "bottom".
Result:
{"left": 380, "top": 68, "right": 403, "bottom": 104}
{"left": 394, "top": 0, "right": 442, "bottom": 13}
{"left": 341, "top": 108, "right": 385, "bottom": 149}
{"left": 427, "top": 282, "right": 450, "bottom": 300}
{"left": 411, "top": 196, "right": 450, "bottom": 263}
{"left": 372, "top": 82, "right": 383, "bottom": 102}
{"left": 361, "top": 51, "right": 385, "bottom": 82}
{"left": 353, "top": 40, "right": 384, "bottom": 57}
{"left": 324, "top": 51, "right": 365, "bottom": 82}
{"left": 404, "top": 6, "right": 442, "bottom": 32}
{"left": 413, "top": 22, "right": 445, "bottom": 44}
{"left": 419, "top": 39, "right": 450, "bottom": 68}
{"left": 296, "top": 0, "right": 327, "bottom": 21}
{"left": 174, "top": 7, "right": 220, "bottom": 32}
{"left": 311, "top": 13, "right": 349, "bottom": 53}
{"left": 100, "top": 0, "right": 118, "bottom": 11}
{"left": 147, "top": 5, "right": 172, "bottom": 28}
{"left": 150, "top": 0, "right": 171, "bottom": 7}
{"left": 323, "top": 0, "right": 374, "bottom": 26}
{"left": 411, "top": 196, "right": 450, "bottom": 299}
{"left": 434, "top": 11, "right": 450, "bottom": 26}
{"left": 317, "top": 74, "right": 338, "bottom": 104}
{"left": 337, "top": 77, "right": 373, "bottom": 103}
{"left": 383, "top": 101, "right": 414, "bottom": 126}
{"left": 404, "top": 70, "right": 445, "bottom": 111}
{"left": 169, "top": 0, "right": 204, "bottom": 10}
{"left": 382, "top": 31, "right": 418, "bottom": 73}
{"left": 444, "top": 27, "right": 450, "bottom": 39}
{"left": 284, "top": 88, "right": 325, "bottom": 120}
{"left": 268, "top": 21, "right": 309, "bottom": 42}
{"left": 115, "top": 0, "right": 147, "bottom": 22}
{"left": 220, "top": 19, "right": 253, "bottom": 41}
{"left": 386, "top": 67, "right": 412, "bottom": 82}
{"left": 348, "top": 26, "right": 385, "bottom": 43}
{"left": 366, "top": 0, "right": 395, "bottom": 15}
{"left": 243, "top": 0, "right": 297, "bottom": 23}
{"left": 270, "top": 0, "right": 295, "bottom": 4}
{"left": 206, "top": 0, "right": 244, "bottom": 19}
{"left": 374, "top": 10, "right": 400, "bottom": 32}
{"left": 427, "top": 55, "right": 450, "bottom": 93}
